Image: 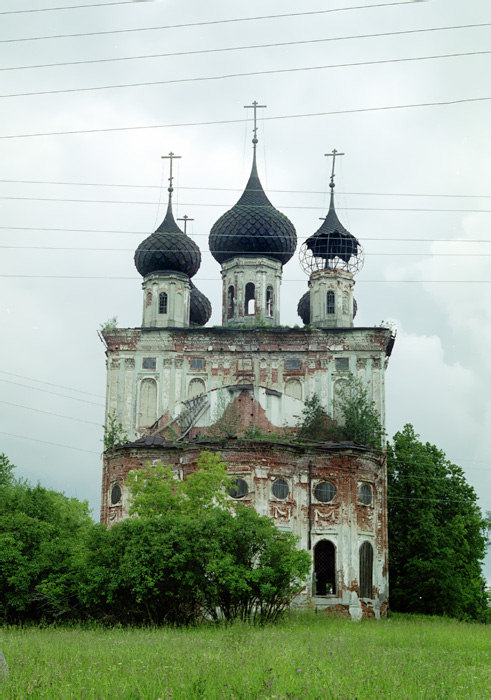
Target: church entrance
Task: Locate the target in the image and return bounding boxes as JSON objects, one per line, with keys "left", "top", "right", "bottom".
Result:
{"left": 313, "top": 540, "right": 336, "bottom": 595}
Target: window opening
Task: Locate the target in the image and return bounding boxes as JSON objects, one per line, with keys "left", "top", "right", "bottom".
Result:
{"left": 190, "top": 358, "right": 205, "bottom": 370}
{"left": 159, "top": 292, "right": 168, "bottom": 314}
{"left": 245, "top": 282, "right": 255, "bottom": 315}
{"left": 272, "top": 478, "right": 289, "bottom": 500}
{"left": 110, "top": 484, "right": 122, "bottom": 505}
{"left": 188, "top": 378, "right": 206, "bottom": 399}
{"left": 227, "top": 285, "right": 235, "bottom": 319}
{"left": 359, "top": 483, "right": 373, "bottom": 505}
{"left": 314, "top": 540, "right": 336, "bottom": 595}
{"left": 142, "top": 357, "right": 156, "bottom": 370}
{"left": 285, "top": 358, "right": 301, "bottom": 370}
{"left": 335, "top": 357, "right": 349, "bottom": 371}
{"left": 327, "top": 290, "right": 335, "bottom": 315}
{"left": 314, "top": 481, "right": 336, "bottom": 503}
{"left": 359, "top": 541, "right": 374, "bottom": 598}
{"left": 266, "top": 286, "right": 274, "bottom": 316}
{"left": 228, "top": 478, "right": 248, "bottom": 499}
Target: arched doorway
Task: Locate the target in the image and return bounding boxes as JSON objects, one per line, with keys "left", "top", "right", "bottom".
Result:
{"left": 313, "top": 540, "right": 336, "bottom": 595}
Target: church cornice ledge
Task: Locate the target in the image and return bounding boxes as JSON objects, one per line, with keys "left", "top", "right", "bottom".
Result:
{"left": 104, "top": 435, "right": 382, "bottom": 458}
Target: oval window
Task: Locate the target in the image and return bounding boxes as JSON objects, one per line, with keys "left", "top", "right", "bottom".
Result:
{"left": 228, "top": 478, "right": 248, "bottom": 499}
{"left": 272, "top": 478, "right": 289, "bottom": 500}
{"left": 359, "top": 483, "right": 373, "bottom": 505}
{"left": 314, "top": 481, "right": 336, "bottom": 503}
{"left": 111, "top": 483, "right": 122, "bottom": 505}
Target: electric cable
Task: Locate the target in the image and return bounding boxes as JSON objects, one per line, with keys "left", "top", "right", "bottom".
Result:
{"left": 2, "top": 179, "right": 489, "bottom": 199}
{"left": 1, "top": 196, "right": 489, "bottom": 213}
{"left": 0, "top": 275, "right": 488, "bottom": 282}
{"left": 3, "top": 50, "right": 489, "bottom": 99}
{"left": 3, "top": 23, "right": 488, "bottom": 72}
{"left": 0, "top": 246, "right": 489, "bottom": 257}
{"left": 0, "top": 399, "right": 102, "bottom": 426}
{"left": 0, "top": 430, "right": 100, "bottom": 455}
{"left": 0, "top": 369, "right": 105, "bottom": 398}
{"left": 0, "top": 226, "right": 488, "bottom": 243}
{"left": 0, "top": 378, "right": 105, "bottom": 406}
{"left": 0, "top": 2, "right": 418, "bottom": 41}
{"left": 2, "top": 96, "right": 489, "bottom": 139}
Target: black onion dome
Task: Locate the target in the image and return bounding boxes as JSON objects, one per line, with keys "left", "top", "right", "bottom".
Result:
{"left": 209, "top": 154, "right": 297, "bottom": 265}
{"left": 189, "top": 282, "right": 212, "bottom": 326}
{"left": 135, "top": 198, "right": 201, "bottom": 278}
{"left": 297, "top": 291, "right": 310, "bottom": 325}
{"left": 305, "top": 191, "right": 360, "bottom": 264}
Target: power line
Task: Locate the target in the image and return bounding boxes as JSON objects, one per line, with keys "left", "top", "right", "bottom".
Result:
{"left": 0, "top": 246, "right": 489, "bottom": 258}
{"left": 0, "top": 226, "right": 488, "bottom": 243}
{"left": 0, "top": 275, "right": 488, "bottom": 283}
{"left": 0, "top": 430, "right": 100, "bottom": 455}
{"left": 0, "top": 377, "right": 105, "bottom": 406}
{"left": 0, "top": 369, "right": 105, "bottom": 398}
{"left": 2, "top": 179, "right": 490, "bottom": 200}
{"left": 3, "top": 51, "right": 489, "bottom": 99}
{"left": 0, "top": 2, "right": 416, "bottom": 42}
{"left": 0, "top": 0, "right": 161, "bottom": 13}
{"left": 3, "top": 23, "right": 488, "bottom": 72}
{"left": 2, "top": 96, "right": 489, "bottom": 139}
{"left": 1, "top": 195, "right": 489, "bottom": 213}
{"left": 0, "top": 399, "right": 101, "bottom": 427}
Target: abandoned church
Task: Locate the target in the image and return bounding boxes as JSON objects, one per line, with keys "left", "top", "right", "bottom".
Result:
{"left": 100, "top": 105, "right": 395, "bottom": 620}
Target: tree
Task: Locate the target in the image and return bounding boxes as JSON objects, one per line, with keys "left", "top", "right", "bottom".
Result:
{"left": 0, "top": 478, "right": 93, "bottom": 623}
{"left": 387, "top": 425, "right": 487, "bottom": 621}
{"left": 103, "top": 411, "right": 128, "bottom": 451}
{"left": 0, "top": 453, "right": 14, "bottom": 487}
{"left": 338, "top": 375, "right": 384, "bottom": 449}
{"left": 127, "top": 451, "right": 231, "bottom": 517}
{"left": 80, "top": 452, "right": 310, "bottom": 625}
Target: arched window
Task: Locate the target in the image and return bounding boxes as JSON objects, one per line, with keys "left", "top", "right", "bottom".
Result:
{"left": 314, "top": 540, "right": 336, "bottom": 595}
{"left": 245, "top": 282, "right": 255, "bottom": 315}
{"left": 227, "top": 285, "right": 235, "bottom": 319}
{"left": 359, "top": 541, "right": 374, "bottom": 599}
{"left": 327, "top": 290, "right": 335, "bottom": 315}
{"left": 159, "top": 292, "right": 168, "bottom": 314}
{"left": 188, "top": 378, "right": 206, "bottom": 399}
{"left": 285, "top": 379, "right": 302, "bottom": 401}
{"left": 138, "top": 378, "right": 158, "bottom": 427}
{"left": 266, "top": 285, "right": 274, "bottom": 317}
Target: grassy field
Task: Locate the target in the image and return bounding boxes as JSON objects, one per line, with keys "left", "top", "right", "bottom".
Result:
{"left": 0, "top": 613, "right": 489, "bottom": 698}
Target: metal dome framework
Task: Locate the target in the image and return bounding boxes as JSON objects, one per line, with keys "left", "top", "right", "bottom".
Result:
{"left": 299, "top": 237, "right": 365, "bottom": 276}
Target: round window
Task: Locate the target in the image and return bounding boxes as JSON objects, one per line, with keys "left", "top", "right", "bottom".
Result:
{"left": 110, "top": 483, "right": 122, "bottom": 505}
{"left": 228, "top": 478, "right": 248, "bottom": 499}
{"left": 359, "top": 483, "right": 372, "bottom": 505}
{"left": 272, "top": 478, "right": 289, "bottom": 500}
{"left": 314, "top": 481, "right": 336, "bottom": 503}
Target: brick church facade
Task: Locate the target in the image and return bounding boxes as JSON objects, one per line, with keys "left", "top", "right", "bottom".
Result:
{"left": 100, "top": 116, "right": 395, "bottom": 619}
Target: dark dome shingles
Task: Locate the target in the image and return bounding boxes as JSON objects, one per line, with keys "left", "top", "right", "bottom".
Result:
{"left": 297, "top": 291, "right": 310, "bottom": 324}
{"left": 209, "top": 157, "right": 297, "bottom": 266}
{"left": 134, "top": 201, "right": 201, "bottom": 278}
{"left": 189, "top": 282, "right": 212, "bottom": 326}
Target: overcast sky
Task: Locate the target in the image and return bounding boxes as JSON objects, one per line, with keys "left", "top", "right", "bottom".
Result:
{"left": 0, "top": 0, "right": 489, "bottom": 577}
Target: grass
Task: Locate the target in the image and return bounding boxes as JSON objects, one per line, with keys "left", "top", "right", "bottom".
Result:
{"left": 0, "top": 613, "right": 489, "bottom": 698}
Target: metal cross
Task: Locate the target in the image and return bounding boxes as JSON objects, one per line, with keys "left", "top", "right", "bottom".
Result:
{"left": 324, "top": 148, "right": 345, "bottom": 187}
{"left": 161, "top": 151, "right": 181, "bottom": 191}
{"left": 177, "top": 214, "right": 194, "bottom": 234}
{"left": 244, "top": 100, "right": 267, "bottom": 142}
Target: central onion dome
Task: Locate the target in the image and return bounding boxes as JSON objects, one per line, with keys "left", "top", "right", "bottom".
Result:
{"left": 209, "top": 150, "right": 297, "bottom": 265}
{"left": 135, "top": 196, "right": 201, "bottom": 278}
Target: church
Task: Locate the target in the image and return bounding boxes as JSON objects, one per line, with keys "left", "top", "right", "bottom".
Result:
{"left": 100, "top": 105, "right": 395, "bottom": 619}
